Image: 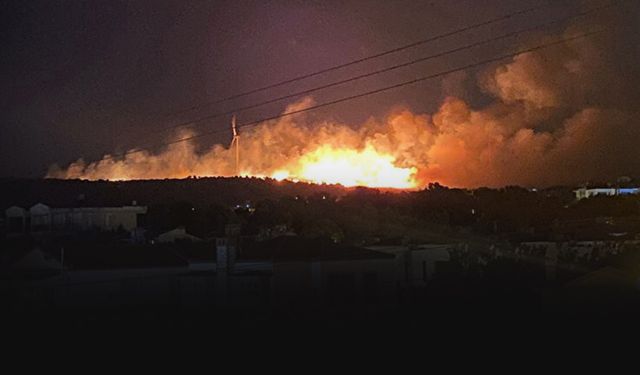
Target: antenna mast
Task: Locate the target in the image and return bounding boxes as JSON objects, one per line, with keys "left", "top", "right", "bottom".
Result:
{"left": 230, "top": 115, "right": 239, "bottom": 176}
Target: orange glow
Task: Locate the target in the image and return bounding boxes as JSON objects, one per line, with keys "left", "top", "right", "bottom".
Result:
{"left": 282, "top": 145, "right": 417, "bottom": 188}
{"left": 271, "top": 170, "right": 290, "bottom": 181}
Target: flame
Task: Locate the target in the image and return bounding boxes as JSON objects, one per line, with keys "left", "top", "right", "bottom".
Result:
{"left": 45, "top": 15, "right": 640, "bottom": 191}
{"left": 271, "top": 170, "right": 290, "bottom": 182}
{"left": 291, "top": 145, "right": 417, "bottom": 188}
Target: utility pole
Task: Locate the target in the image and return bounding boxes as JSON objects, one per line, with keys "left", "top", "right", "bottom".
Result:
{"left": 60, "top": 246, "right": 64, "bottom": 276}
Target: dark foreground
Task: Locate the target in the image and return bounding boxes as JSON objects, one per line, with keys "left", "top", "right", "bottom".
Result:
{"left": 5, "top": 250, "right": 640, "bottom": 338}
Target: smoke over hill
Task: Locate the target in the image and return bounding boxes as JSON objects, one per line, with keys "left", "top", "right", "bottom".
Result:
{"left": 48, "top": 5, "right": 640, "bottom": 188}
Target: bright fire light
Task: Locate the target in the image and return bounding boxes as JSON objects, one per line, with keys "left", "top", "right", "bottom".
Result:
{"left": 271, "top": 170, "right": 290, "bottom": 181}
{"left": 292, "top": 145, "right": 417, "bottom": 188}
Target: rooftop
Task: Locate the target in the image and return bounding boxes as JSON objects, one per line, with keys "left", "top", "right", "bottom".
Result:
{"left": 244, "top": 235, "right": 395, "bottom": 262}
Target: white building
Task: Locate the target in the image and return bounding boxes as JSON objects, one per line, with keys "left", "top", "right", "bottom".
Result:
{"left": 156, "top": 227, "right": 202, "bottom": 243}
{"left": 574, "top": 187, "right": 640, "bottom": 200}
{"left": 5, "top": 206, "right": 28, "bottom": 234}
{"left": 5, "top": 203, "right": 147, "bottom": 235}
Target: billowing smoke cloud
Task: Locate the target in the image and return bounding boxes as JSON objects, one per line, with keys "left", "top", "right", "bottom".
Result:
{"left": 48, "top": 5, "right": 640, "bottom": 188}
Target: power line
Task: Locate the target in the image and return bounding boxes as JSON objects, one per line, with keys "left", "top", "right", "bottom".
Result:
{"left": 164, "top": 2, "right": 555, "bottom": 117}
{"left": 60, "top": 2, "right": 557, "bottom": 127}
{"left": 119, "top": 1, "right": 624, "bottom": 152}
{"left": 152, "top": 2, "right": 615, "bottom": 135}
{"left": 100, "top": 27, "right": 608, "bottom": 163}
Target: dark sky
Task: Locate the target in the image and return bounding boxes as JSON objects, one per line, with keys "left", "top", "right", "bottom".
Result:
{"left": 0, "top": 0, "right": 596, "bottom": 177}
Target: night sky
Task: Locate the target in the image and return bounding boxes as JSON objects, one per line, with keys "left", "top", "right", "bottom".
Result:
{"left": 0, "top": 0, "right": 635, "bottom": 179}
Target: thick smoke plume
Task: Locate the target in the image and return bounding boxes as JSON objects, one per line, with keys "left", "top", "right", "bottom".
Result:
{"left": 48, "top": 7, "right": 640, "bottom": 188}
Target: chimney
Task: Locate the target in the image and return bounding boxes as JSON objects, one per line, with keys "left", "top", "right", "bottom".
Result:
{"left": 76, "top": 193, "right": 86, "bottom": 207}
{"left": 216, "top": 237, "right": 237, "bottom": 272}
